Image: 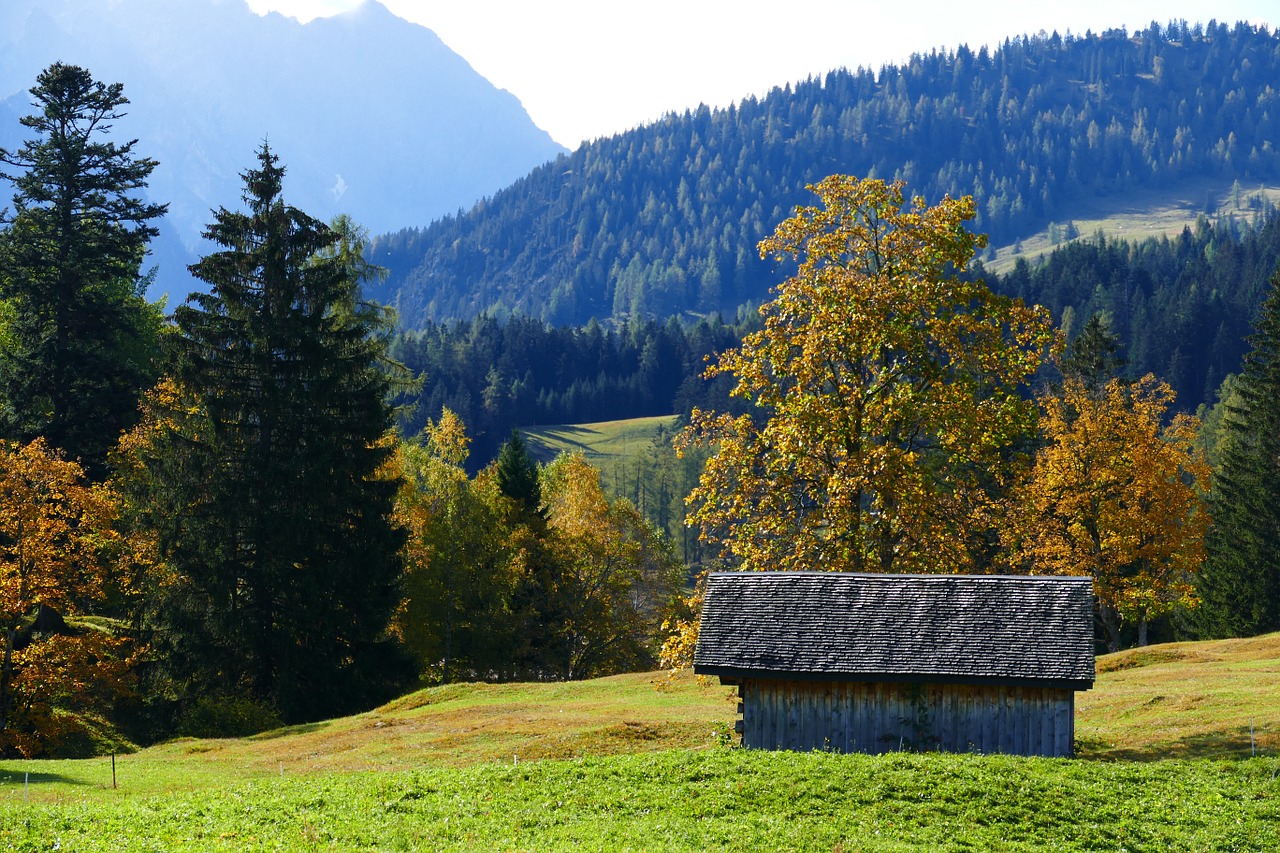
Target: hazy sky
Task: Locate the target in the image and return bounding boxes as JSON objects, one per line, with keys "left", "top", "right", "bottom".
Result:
{"left": 246, "top": 0, "right": 1276, "bottom": 149}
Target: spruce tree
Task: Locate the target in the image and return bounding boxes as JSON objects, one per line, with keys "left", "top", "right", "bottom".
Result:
{"left": 1199, "top": 270, "right": 1280, "bottom": 636}
{"left": 492, "top": 430, "right": 570, "bottom": 677}
{"left": 1061, "top": 313, "right": 1126, "bottom": 392}
{"left": 134, "top": 146, "right": 408, "bottom": 721}
{"left": 495, "top": 429, "right": 545, "bottom": 527}
{"left": 0, "top": 63, "right": 166, "bottom": 475}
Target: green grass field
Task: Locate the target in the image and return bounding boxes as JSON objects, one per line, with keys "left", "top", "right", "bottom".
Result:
{"left": 2, "top": 635, "right": 1279, "bottom": 851}
{"left": 984, "top": 176, "right": 1280, "bottom": 274}
{"left": 522, "top": 416, "right": 680, "bottom": 466}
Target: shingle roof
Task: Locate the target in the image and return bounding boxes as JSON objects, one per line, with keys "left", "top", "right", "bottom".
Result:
{"left": 693, "top": 572, "right": 1096, "bottom": 689}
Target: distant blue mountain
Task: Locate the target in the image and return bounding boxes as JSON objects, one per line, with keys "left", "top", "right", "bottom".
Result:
{"left": 0, "top": 0, "right": 567, "bottom": 301}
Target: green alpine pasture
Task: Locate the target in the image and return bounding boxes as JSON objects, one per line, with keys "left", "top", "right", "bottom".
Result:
{"left": 2, "top": 635, "right": 1279, "bottom": 851}
{"left": 3, "top": 750, "right": 1277, "bottom": 852}
{"left": 523, "top": 416, "right": 680, "bottom": 467}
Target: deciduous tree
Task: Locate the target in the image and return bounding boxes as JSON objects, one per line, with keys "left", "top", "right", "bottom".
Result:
{"left": 541, "top": 452, "right": 682, "bottom": 679}
{"left": 680, "top": 176, "right": 1054, "bottom": 575}
{"left": 0, "top": 63, "right": 165, "bottom": 474}
{"left": 0, "top": 439, "right": 132, "bottom": 756}
{"left": 1008, "top": 375, "right": 1209, "bottom": 650}
{"left": 394, "top": 410, "right": 514, "bottom": 683}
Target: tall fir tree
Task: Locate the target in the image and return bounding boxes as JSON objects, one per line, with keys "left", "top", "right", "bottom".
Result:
{"left": 491, "top": 430, "right": 570, "bottom": 677}
{"left": 1061, "top": 313, "right": 1126, "bottom": 392}
{"left": 495, "top": 429, "right": 545, "bottom": 528}
{"left": 123, "top": 146, "right": 408, "bottom": 722}
{"left": 1199, "top": 270, "right": 1280, "bottom": 636}
{"left": 0, "top": 63, "right": 166, "bottom": 475}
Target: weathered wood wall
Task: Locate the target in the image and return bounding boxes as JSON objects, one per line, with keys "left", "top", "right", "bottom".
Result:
{"left": 737, "top": 679, "right": 1075, "bottom": 757}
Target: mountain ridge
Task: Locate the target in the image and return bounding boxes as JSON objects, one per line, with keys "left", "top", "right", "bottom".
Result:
{"left": 371, "top": 21, "right": 1280, "bottom": 330}
{"left": 0, "top": 0, "right": 567, "bottom": 299}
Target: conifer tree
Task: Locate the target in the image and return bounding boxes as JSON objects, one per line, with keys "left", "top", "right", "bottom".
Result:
{"left": 1199, "top": 271, "right": 1280, "bottom": 636}
{"left": 0, "top": 63, "right": 166, "bottom": 475}
{"left": 495, "top": 429, "right": 545, "bottom": 528}
{"left": 1061, "top": 313, "right": 1126, "bottom": 392}
{"left": 123, "top": 146, "right": 408, "bottom": 721}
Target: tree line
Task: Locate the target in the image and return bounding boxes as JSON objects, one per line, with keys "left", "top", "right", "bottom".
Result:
{"left": 388, "top": 209, "right": 1280, "bottom": 469}
{"left": 987, "top": 212, "right": 1280, "bottom": 413}
{"left": 389, "top": 312, "right": 755, "bottom": 465}
{"left": 372, "top": 20, "right": 1280, "bottom": 329}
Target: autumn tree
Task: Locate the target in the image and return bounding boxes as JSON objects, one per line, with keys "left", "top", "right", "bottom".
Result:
{"left": 680, "top": 176, "right": 1054, "bottom": 575}
{"left": 121, "top": 146, "right": 408, "bottom": 722}
{"left": 394, "top": 410, "right": 515, "bottom": 683}
{"left": 1199, "top": 270, "right": 1280, "bottom": 637}
{"left": 1008, "top": 375, "right": 1209, "bottom": 650}
{"left": 541, "top": 452, "right": 682, "bottom": 679}
{"left": 0, "top": 439, "right": 134, "bottom": 756}
{"left": 0, "top": 63, "right": 166, "bottom": 475}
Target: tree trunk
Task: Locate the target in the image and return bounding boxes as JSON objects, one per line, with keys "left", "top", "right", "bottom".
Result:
{"left": 0, "top": 623, "right": 16, "bottom": 737}
{"left": 1137, "top": 617, "right": 1149, "bottom": 647}
{"left": 1098, "top": 604, "right": 1122, "bottom": 653}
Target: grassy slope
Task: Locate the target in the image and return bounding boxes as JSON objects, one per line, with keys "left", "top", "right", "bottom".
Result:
{"left": 1078, "top": 633, "right": 1280, "bottom": 759}
{"left": 522, "top": 416, "right": 680, "bottom": 467}
{"left": 3, "top": 635, "right": 1279, "bottom": 850}
{"left": 985, "top": 177, "right": 1280, "bottom": 274}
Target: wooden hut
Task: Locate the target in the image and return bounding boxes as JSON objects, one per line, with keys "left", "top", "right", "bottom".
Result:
{"left": 693, "top": 572, "right": 1095, "bottom": 757}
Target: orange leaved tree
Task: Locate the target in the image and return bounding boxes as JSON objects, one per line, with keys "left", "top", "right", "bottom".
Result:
{"left": 0, "top": 439, "right": 132, "bottom": 756}
{"left": 1007, "top": 375, "right": 1210, "bottom": 651}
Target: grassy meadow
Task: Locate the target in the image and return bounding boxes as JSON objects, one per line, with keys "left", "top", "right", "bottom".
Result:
{"left": 523, "top": 416, "right": 680, "bottom": 467}
{"left": 984, "top": 176, "right": 1280, "bottom": 274}
{"left": 2, "top": 635, "right": 1279, "bottom": 851}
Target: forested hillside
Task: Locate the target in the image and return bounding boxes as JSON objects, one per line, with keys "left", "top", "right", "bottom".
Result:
{"left": 989, "top": 213, "right": 1280, "bottom": 410}
{"left": 391, "top": 212, "right": 1280, "bottom": 460}
{"left": 373, "top": 20, "right": 1280, "bottom": 328}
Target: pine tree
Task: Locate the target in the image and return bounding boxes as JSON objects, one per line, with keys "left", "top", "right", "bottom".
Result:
{"left": 1061, "top": 313, "right": 1126, "bottom": 392}
{"left": 495, "top": 429, "right": 545, "bottom": 527}
{"left": 124, "top": 146, "right": 408, "bottom": 721}
{"left": 0, "top": 63, "right": 166, "bottom": 475}
{"left": 1199, "top": 271, "right": 1280, "bottom": 636}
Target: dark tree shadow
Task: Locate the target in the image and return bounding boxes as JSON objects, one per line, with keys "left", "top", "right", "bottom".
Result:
{"left": 1077, "top": 726, "right": 1271, "bottom": 761}
{"left": 0, "top": 767, "right": 91, "bottom": 786}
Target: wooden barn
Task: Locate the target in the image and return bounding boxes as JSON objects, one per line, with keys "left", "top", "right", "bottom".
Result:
{"left": 693, "top": 572, "right": 1095, "bottom": 757}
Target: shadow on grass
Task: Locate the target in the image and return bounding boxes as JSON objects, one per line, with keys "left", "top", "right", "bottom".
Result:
{"left": 524, "top": 426, "right": 599, "bottom": 461}
{"left": 1078, "top": 726, "right": 1270, "bottom": 761}
{"left": 250, "top": 721, "right": 331, "bottom": 741}
{"left": 0, "top": 768, "right": 91, "bottom": 786}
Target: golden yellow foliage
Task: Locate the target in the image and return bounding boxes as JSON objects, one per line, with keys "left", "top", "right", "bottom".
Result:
{"left": 1008, "top": 375, "right": 1210, "bottom": 651}
{"left": 680, "top": 176, "right": 1055, "bottom": 575}
{"left": 658, "top": 570, "right": 706, "bottom": 675}
{"left": 391, "top": 411, "right": 505, "bottom": 683}
{"left": 0, "top": 439, "right": 134, "bottom": 756}
{"left": 541, "top": 452, "right": 683, "bottom": 679}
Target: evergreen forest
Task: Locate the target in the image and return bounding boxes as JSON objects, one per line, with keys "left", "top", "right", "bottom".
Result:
{"left": 373, "top": 21, "right": 1280, "bottom": 328}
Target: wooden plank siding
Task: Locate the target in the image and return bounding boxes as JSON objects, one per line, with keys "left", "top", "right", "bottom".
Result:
{"left": 739, "top": 678, "right": 1076, "bottom": 757}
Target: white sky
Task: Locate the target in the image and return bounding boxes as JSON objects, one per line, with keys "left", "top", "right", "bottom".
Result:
{"left": 246, "top": 0, "right": 1277, "bottom": 149}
